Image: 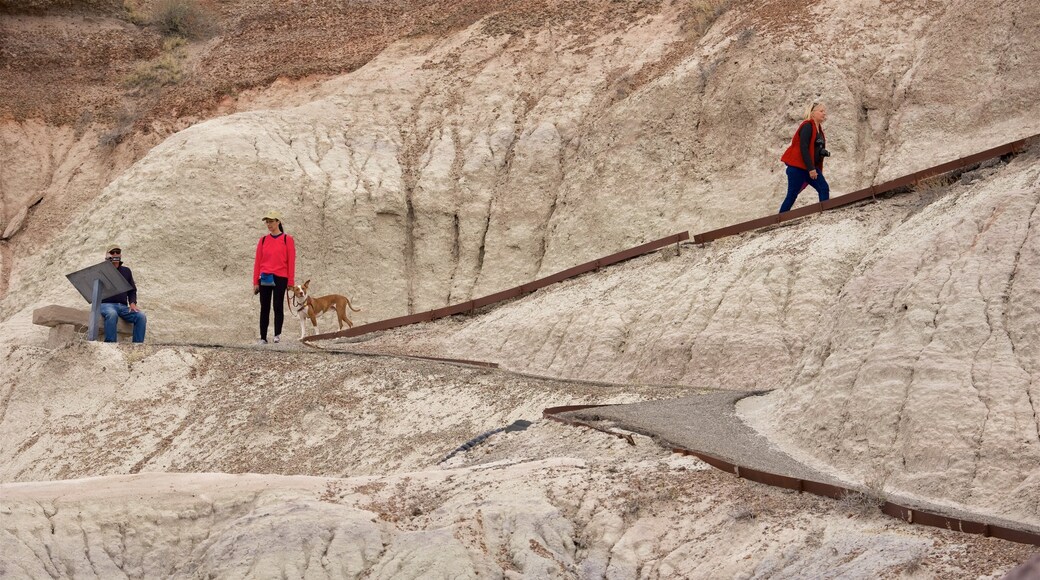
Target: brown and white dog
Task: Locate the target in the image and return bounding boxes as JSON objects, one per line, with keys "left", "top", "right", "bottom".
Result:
{"left": 288, "top": 279, "right": 360, "bottom": 339}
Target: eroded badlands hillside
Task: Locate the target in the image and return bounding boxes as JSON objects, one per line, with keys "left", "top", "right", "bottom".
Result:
{"left": 2, "top": 0, "right": 1040, "bottom": 577}
{"left": 342, "top": 149, "right": 1040, "bottom": 527}
{"left": 2, "top": 0, "right": 1039, "bottom": 344}
{"left": 2, "top": 344, "right": 1036, "bottom": 577}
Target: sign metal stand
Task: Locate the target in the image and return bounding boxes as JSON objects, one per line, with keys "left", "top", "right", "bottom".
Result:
{"left": 65, "top": 261, "right": 133, "bottom": 341}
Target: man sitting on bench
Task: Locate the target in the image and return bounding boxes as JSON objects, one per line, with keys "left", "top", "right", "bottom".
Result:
{"left": 100, "top": 245, "right": 146, "bottom": 343}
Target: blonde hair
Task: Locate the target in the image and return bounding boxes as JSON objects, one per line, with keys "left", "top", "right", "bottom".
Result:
{"left": 804, "top": 101, "right": 824, "bottom": 121}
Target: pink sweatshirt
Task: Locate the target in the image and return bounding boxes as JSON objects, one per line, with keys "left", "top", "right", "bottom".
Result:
{"left": 253, "top": 234, "right": 296, "bottom": 286}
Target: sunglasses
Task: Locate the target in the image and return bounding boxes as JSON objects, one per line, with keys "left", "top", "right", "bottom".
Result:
{"left": 108, "top": 250, "right": 121, "bottom": 255}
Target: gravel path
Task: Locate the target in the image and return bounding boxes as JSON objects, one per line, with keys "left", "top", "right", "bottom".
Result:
{"left": 564, "top": 391, "right": 838, "bottom": 483}
{"left": 563, "top": 391, "right": 1040, "bottom": 537}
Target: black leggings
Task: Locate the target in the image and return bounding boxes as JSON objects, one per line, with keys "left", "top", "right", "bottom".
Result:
{"left": 259, "top": 275, "right": 288, "bottom": 340}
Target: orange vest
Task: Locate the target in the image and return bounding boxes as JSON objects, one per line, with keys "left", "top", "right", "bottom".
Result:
{"left": 780, "top": 120, "right": 824, "bottom": 171}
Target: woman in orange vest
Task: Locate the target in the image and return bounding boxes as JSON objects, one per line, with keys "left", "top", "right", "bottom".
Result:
{"left": 779, "top": 101, "right": 830, "bottom": 213}
{"left": 253, "top": 210, "right": 296, "bottom": 344}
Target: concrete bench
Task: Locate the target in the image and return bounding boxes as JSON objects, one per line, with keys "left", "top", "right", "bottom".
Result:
{"left": 32, "top": 305, "right": 134, "bottom": 347}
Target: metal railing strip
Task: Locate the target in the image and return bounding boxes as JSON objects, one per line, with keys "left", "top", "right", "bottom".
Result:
{"left": 778, "top": 202, "right": 821, "bottom": 222}
{"left": 695, "top": 133, "right": 1038, "bottom": 244}
{"left": 472, "top": 288, "right": 523, "bottom": 309}
{"left": 302, "top": 232, "right": 689, "bottom": 342}
{"left": 542, "top": 405, "right": 1040, "bottom": 547}
{"left": 695, "top": 214, "right": 780, "bottom": 243}
{"left": 304, "top": 134, "right": 1036, "bottom": 342}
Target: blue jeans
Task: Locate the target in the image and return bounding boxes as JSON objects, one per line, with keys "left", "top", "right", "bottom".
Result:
{"left": 99, "top": 303, "right": 147, "bottom": 343}
{"left": 779, "top": 165, "right": 829, "bottom": 213}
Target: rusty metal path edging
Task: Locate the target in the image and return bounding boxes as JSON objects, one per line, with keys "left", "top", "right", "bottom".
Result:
{"left": 542, "top": 404, "right": 1040, "bottom": 547}
{"left": 275, "top": 337, "right": 1040, "bottom": 547}
{"left": 302, "top": 231, "right": 689, "bottom": 343}
{"left": 694, "top": 133, "right": 1039, "bottom": 244}
{"left": 304, "top": 133, "right": 1037, "bottom": 345}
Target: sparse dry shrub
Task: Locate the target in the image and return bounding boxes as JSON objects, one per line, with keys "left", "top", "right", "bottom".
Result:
{"left": 837, "top": 489, "right": 883, "bottom": 517}
{"left": 318, "top": 480, "right": 346, "bottom": 503}
{"left": 163, "top": 35, "right": 187, "bottom": 51}
{"left": 912, "top": 173, "right": 955, "bottom": 193}
{"left": 611, "top": 471, "right": 691, "bottom": 522}
{"left": 864, "top": 468, "right": 890, "bottom": 501}
{"left": 123, "top": 344, "right": 152, "bottom": 366}
{"left": 729, "top": 506, "right": 756, "bottom": 521}
{"left": 123, "top": 0, "right": 147, "bottom": 24}
{"left": 736, "top": 26, "right": 755, "bottom": 46}
{"left": 360, "top": 478, "right": 444, "bottom": 526}
{"left": 839, "top": 467, "right": 889, "bottom": 517}
{"left": 149, "top": 0, "right": 215, "bottom": 39}
{"left": 902, "top": 551, "right": 926, "bottom": 574}
{"left": 98, "top": 109, "right": 137, "bottom": 147}
{"left": 698, "top": 57, "right": 722, "bottom": 91}
{"left": 124, "top": 52, "right": 182, "bottom": 91}
{"left": 124, "top": 37, "right": 186, "bottom": 93}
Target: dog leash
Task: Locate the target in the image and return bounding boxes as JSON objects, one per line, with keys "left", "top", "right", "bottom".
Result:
{"left": 287, "top": 288, "right": 310, "bottom": 314}
{"left": 288, "top": 289, "right": 305, "bottom": 311}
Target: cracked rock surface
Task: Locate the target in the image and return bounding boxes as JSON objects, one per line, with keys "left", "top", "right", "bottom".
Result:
{"left": 3, "top": 0, "right": 1039, "bottom": 344}
{"left": 1, "top": 345, "right": 1035, "bottom": 577}
{"left": 348, "top": 150, "right": 1040, "bottom": 526}
{"left": 2, "top": 0, "right": 1039, "bottom": 576}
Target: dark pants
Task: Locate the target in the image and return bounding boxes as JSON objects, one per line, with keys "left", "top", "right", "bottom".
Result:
{"left": 779, "top": 165, "right": 830, "bottom": 213}
{"left": 259, "top": 275, "right": 288, "bottom": 340}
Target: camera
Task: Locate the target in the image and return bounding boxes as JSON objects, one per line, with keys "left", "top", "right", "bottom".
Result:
{"left": 820, "top": 148, "right": 831, "bottom": 157}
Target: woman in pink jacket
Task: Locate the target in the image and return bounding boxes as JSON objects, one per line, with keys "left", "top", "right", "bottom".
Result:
{"left": 253, "top": 211, "right": 296, "bottom": 344}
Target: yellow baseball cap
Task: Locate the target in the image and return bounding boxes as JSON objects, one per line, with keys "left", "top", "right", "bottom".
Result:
{"left": 262, "top": 210, "right": 282, "bottom": 221}
{"left": 106, "top": 245, "right": 122, "bottom": 254}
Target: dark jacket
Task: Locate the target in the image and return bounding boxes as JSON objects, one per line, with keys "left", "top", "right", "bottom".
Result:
{"left": 102, "top": 264, "right": 138, "bottom": 306}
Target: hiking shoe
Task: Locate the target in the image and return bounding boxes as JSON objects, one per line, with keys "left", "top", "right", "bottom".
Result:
{"left": 258, "top": 338, "right": 268, "bottom": 345}
{"left": 273, "top": 335, "right": 280, "bottom": 343}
